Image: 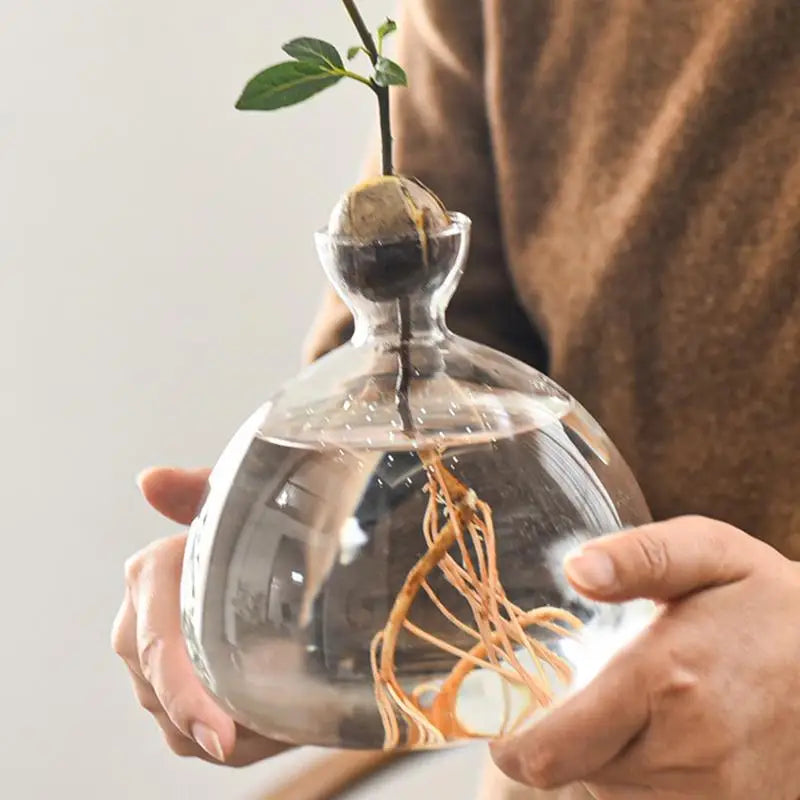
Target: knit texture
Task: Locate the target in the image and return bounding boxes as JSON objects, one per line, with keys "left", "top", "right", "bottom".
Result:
{"left": 304, "top": 3, "right": 800, "bottom": 795}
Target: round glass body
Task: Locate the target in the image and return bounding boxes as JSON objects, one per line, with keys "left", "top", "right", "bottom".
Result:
{"left": 181, "top": 214, "right": 654, "bottom": 750}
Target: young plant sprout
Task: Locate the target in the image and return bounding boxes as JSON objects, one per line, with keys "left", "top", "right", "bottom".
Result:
{"left": 235, "top": 0, "right": 583, "bottom": 749}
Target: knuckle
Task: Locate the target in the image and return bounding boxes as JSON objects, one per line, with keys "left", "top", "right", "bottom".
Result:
{"left": 136, "top": 691, "right": 163, "bottom": 715}
{"left": 110, "top": 605, "right": 133, "bottom": 659}
{"left": 124, "top": 538, "right": 174, "bottom": 587}
{"left": 123, "top": 553, "right": 145, "bottom": 585}
{"left": 634, "top": 531, "right": 671, "bottom": 580}
{"left": 155, "top": 684, "right": 194, "bottom": 733}
{"left": 646, "top": 640, "right": 701, "bottom": 707}
{"left": 649, "top": 667, "right": 701, "bottom": 725}
{"left": 138, "top": 634, "right": 165, "bottom": 683}
{"left": 681, "top": 514, "right": 711, "bottom": 527}
{"left": 110, "top": 620, "right": 126, "bottom": 657}
{"left": 674, "top": 515, "right": 756, "bottom": 585}
{"left": 680, "top": 515, "right": 734, "bottom": 555}
{"left": 139, "top": 640, "right": 195, "bottom": 731}
{"left": 684, "top": 514, "right": 724, "bottom": 545}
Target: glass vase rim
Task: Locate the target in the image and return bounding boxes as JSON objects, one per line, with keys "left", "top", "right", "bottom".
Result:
{"left": 314, "top": 210, "right": 472, "bottom": 247}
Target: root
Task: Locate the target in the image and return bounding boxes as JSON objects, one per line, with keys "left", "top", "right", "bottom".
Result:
{"left": 369, "top": 448, "right": 584, "bottom": 749}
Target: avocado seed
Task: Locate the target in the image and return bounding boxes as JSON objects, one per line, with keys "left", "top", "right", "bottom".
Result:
{"left": 326, "top": 175, "right": 454, "bottom": 302}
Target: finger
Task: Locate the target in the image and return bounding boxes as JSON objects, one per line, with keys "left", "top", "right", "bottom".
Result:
{"left": 132, "top": 536, "right": 235, "bottom": 761}
{"left": 151, "top": 709, "right": 221, "bottom": 761}
{"left": 490, "top": 651, "right": 649, "bottom": 789}
{"left": 152, "top": 711, "right": 284, "bottom": 767}
{"left": 129, "top": 671, "right": 230, "bottom": 762}
{"left": 130, "top": 672, "right": 233, "bottom": 762}
{"left": 124, "top": 675, "right": 213, "bottom": 761}
{"left": 111, "top": 589, "right": 141, "bottom": 674}
{"left": 133, "top": 672, "right": 289, "bottom": 766}
{"left": 563, "top": 516, "right": 756, "bottom": 603}
{"left": 137, "top": 466, "right": 211, "bottom": 524}
{"left": 113, "top": 577, "right": 218, "bottom": 756}
{"left": 129, "top": 670, "right": 165, "bottom": 714}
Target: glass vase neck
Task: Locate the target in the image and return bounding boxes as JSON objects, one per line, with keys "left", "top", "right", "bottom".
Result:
{"left": 350, "top": 294, "right": 448, "bottom": 347}
{"left": 314, "top": 212, "right": 471, "bottom": 349}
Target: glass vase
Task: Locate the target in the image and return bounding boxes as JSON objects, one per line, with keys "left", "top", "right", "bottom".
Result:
{"left": 180, "top": 212, "right": 654, "bottom": 750}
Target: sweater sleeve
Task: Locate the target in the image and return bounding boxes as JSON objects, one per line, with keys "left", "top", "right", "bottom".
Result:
{"left": 302, "top": 0, "right": 547, "bottom": 371}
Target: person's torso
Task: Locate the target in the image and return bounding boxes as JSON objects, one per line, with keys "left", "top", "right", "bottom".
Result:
{"left": 484, "top": 0, "right": 800, "bottom": 554}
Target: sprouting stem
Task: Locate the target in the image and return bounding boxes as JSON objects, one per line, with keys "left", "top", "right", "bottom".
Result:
{"left": 339, "top": 68, "right": 374, "bottom": 88}
{"left": 341, "top": 0, "right": 393, "bottom": 176}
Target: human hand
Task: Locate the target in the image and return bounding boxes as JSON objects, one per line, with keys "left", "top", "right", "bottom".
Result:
{"left": 491, "top": 516, "right": 800, "bottom": 799}
{"left": 111, "top": 466, "right": 290, "bottom": 766}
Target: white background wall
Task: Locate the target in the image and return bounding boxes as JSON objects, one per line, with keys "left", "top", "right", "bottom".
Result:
{"left": 1, "top": 0, "right": 485, "bottom": 797}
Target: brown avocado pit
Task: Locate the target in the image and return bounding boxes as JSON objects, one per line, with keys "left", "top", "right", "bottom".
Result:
{"left": 327, "top": 175, "right": 452, "bottom": 302}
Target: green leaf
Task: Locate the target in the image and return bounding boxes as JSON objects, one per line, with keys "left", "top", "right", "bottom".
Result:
{"left": 282, "top": 37, "right": 343, "bottom": 70}
{"left": 377, "top": 18, "right": 397, "bottom": 45}
{"left": 374, "top": 56, "right": 407, "bottom": 87}
{"left": 235, "top": 61, "right": 342, "bottom": 111}
{"left": 347, "top": 45, "right": 365, "bottom": 60}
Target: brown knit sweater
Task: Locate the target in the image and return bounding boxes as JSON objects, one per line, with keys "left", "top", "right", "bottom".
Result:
{"left": 304, "top": 2, "right": 800, "bottom": 796}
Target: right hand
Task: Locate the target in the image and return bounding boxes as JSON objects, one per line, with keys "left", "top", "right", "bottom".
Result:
{"left": 111, "top": 466, "right": 291, "bottom": 766}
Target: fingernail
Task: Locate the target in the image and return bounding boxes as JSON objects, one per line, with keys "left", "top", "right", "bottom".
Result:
{"left": 565, "top": 547, "right": 616, "bottom": 591}
{"left": 191, "top": 723, "right": 225, "bottom": 762}
{"left": 135, "top": 468, "right": 152, "bottom": 492}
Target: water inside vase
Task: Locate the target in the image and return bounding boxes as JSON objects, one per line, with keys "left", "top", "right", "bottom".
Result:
{"left": 182, "top": 408, "right": 653, "bottom": 750}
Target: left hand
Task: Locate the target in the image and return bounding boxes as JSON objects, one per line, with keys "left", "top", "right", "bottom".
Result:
{"left": 111, "top": 467, "right": 290, "bottom": 766}
{"left": 490, "top": 516, "right": 800, "bottom": 800}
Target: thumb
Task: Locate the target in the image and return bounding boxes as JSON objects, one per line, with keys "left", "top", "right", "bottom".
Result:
{"left": 563, "top": 516, "right": 755, "bottom": 602}
{"left": 137, "top": 466, "right": 211, "bottom": 525}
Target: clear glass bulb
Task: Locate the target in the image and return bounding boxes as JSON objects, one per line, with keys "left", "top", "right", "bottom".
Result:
{"left": 180, "top": 213, "right": 654, "bottom": 751}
